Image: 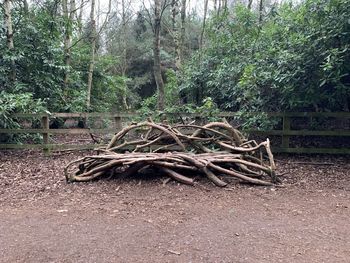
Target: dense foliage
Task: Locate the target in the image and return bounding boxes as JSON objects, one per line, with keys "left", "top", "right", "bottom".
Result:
{"left": 182, "top": 0, "right": 350, "bottom": 117}
{"left": 0, "top": 91, "right": 47, "bottom": 142}
{"left": 0, "top": 0, "right": 349, "bottom": 131}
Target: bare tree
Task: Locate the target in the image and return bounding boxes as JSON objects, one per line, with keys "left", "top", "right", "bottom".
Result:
{"left": 142, "top": 0, "right": 171, "bottom": 110}
{"left": 86, "top": 0, "right": 96, "bottom": 108}
{"left": 78, "top": 0, "right": 84, "bottom": 34}
{"left": 223, "top": 0, "right": 227, "bottom": 10}
{"left": 62, "top": 0, "right": 77, "bottom": 96}
{"left": 171, "top": 0, "right": 180, "bottom": 69}
{"left": 120, "top": 0, "right": 130, "bottom": 109}
{"left": 86, "top": 0, "right": 112, "bottom": 109}
{"left": 179, "top": 0, "right": 186, "bottom": 67}
{"left": 200, "top": 0, "right": 209, "bottom": 50}
{"left": 23, "top": 0, "right": 29, "bottom": 13}
{"left": 217, "top": 0, "right": 221, "bottom": 15}
{"left": 62, "top": 0, "right": 69, "bottom": 94}
{"left": 259, "top": 0, "right": 263, "bottom": 23}
{"left": 248, "top": 0, "right": 253, "bottom": 10}
{"left": 153, "top": 0, "right": 166, "bottom": 110}
{"left": 3, "top": 0, "right": 16, "bottom": 82}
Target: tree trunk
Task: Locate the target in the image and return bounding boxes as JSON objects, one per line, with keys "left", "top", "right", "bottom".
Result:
{"left": 78, "top": 0, "right": 84, "bottom": 34}
{"left": 70, "top": 0, "right": 76, "bottom": 19}
{"left": 154, "top": 0, "right": 165, "bottom": 111}
{"left": 63, "top": 0, "right": 76, "bottom": 98}
{"left": 259, "top": 0, "right": 264, "bottom": 23}
{"left": 97, "top": 0, "right": 100, "bottom": 29}
{"left": 179, "top": 0, "right": 186, "bottom": 67}
{"left": 200, "top": 0, "right": 209, "bottom": 50}
{"left": 62, "top": 0, "right": 73, "bottom": 97}
{"left": 121, "top": 0, "right": 129, "bottom": 110}
{"left": 87, "top": 0, "right": 96, "bottom": 109}
{"left": 62, "top": 0, "right": 69, "bottom": 92}
{"left": 248, "top": 0, "right": 253, "bottom": 10}
{"left": 172, "top": 0, "right": 180, "bottom": 69}
{"left": 214, "top": 0, "right": 217, "bottom": 11}
{"left": 217, "top": 0, "right": 221, "bottom": 16}
{"left": 23, "top": 0, "right": 29, "bottom": 13}
{"left": 223, "top": 0, "right": 227, "bottom": 10}
{"left": 4, "top": 0, "right": 16, "bottom": 83}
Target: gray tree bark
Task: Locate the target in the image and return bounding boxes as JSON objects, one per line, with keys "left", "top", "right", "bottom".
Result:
{"left": 248, "top": 0, "right": 253, "bottom": 10}
{"left": 179, "top": 0, "right": 186, "bottom": 67}
{"left": 87, "top": 0, "right": 96, "bottom": 109}
{"left": 223, "top": 0, "right": 227, "bottom": 9}
{"left": 259, "top": 0, "right": 264, "bottom": 23}
{"left": 200, "top": 0, "right": 209, "bottom": 50}
{"left": 62, "top": 0, "right": 75, "bottom": 96}
{"left": 4, "top": 0, "right": 16, "bottom": 82}
{"left": 78, "top": 0, "right": 84, "bottom": 34}
{"left": 217, "top": 0, "right": 221, "bottom": 16}
{"left": 121, "top": 0, "right": 129, "bottom": 109}
{"left": 153, "top": 0, "right": 165, "bottom": 110}
{"left": 171, "top": 0, "right": 180, "bottom": 69}
{"left": 23, "top": 0, "right": 29, "bottom": 13}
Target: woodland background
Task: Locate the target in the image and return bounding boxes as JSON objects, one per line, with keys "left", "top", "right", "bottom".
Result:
{"left": 1, "top": 0, "right": 349, "bottom": 130}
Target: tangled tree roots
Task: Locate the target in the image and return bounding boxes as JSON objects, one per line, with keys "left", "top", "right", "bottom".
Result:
{"left": 65, "top": 121, "right": 280, "bottom": 187}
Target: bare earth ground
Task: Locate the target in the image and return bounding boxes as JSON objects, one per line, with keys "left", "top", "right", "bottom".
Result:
{"left": 0, "top": 150, "right": 349, "bottom": 263}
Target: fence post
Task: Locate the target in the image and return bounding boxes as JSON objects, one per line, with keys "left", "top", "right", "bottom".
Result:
{"left": 282, "top": 115, "right": 291, "bottom": 148}
{"left": 114, "top": 116, "right": 122, "bottom": 132}
{"left": 41, "top": 115, "right": 49, "bottom": 155}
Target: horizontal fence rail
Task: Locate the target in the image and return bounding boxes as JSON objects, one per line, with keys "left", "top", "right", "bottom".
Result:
{"left": 0, "top": 112, "right": 349, "bottom": 154}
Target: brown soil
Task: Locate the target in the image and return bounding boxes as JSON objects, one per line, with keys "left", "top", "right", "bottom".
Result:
{"left": 0, "top": 150, "right": 349, "bottom": 263}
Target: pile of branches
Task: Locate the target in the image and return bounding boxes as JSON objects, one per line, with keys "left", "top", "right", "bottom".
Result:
{"left": 65, "top": 121, "right": 280, "bottom": 187}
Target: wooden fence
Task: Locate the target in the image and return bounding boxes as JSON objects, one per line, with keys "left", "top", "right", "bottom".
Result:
{"left": 0, "top": 112, "right": 349, "bottom": 154}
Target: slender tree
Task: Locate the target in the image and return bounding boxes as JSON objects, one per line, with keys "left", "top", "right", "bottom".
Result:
{"left": 200, "top": 0, "right": 209, "bottom": 50}
{"left": 23, "top": 0, "right": 29, "bottom": 13}
{"left": 86, "top": 0, "right": 96, "bottom": 108}
{"left": 259, "top": 0, "right": 264, "bottom": 23}
{"left": 62, "top": 0, "right": 76, "bottom": 97}
{"left": 248, "top": 0, "right": 253, "bottom": 10}
{"left": 78, "top": 0, "right": 84, "bottom": 34}
{"left": 179, "top": 0, "right": 186, "bottom": 67}
{"left": 217, "top": 0, "right": 221, "bottom": 16}
{"left": 3, "top": 0, "right": 16, "bottom": 83}
{"left": 171, "top": 0, "right": 180, "bottom": 69}
{"left": 121, "top": 0, "right": 129, "bottom": 109}
{"left": 153, "top": 0, "right": 165, "bottom": 110}
{"left": 62, "top": 0, "right": 68, "bottom": 92}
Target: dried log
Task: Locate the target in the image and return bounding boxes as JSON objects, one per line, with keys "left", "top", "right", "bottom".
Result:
{"left": 208, "top": 163, "right": 274, "bottom": 186}
{"left": 192, "top": 122, "right": 244, "bottom": 146}
{"left": 107, "top": 122, "right": 186, "bottom": 151}
{"left": 159, "top": 167, "right": 194, "bottom": 185}
{"left": 202, "top": 166, "right": 228, "bottom": 187}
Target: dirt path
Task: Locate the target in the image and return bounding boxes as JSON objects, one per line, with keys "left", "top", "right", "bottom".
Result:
{"left": 0, "top": 151, "right": 349, "bottom": 262}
